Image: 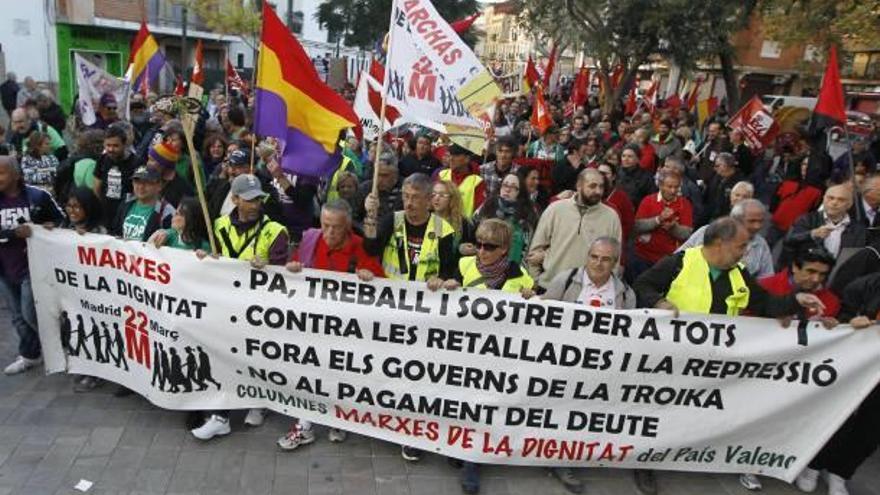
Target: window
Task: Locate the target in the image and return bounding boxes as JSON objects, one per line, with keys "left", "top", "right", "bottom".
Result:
{"left": 237, "top": 53, "right": 244, "bottom": 69}
{"left": 760, "top": 40, "right": 781, "bottom": 59}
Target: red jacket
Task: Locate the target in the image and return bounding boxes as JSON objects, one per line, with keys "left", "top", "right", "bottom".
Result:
{"left": 605, "top": 187, "right": 635, "bottom": 244}
{"left": 639, "top": 143, "right": 657, "bottom": 171}
{"left": 293, "top": 231, "right": 384, "bottom": 277}
{"left": 771, "top": 181, "right": 823, "bottom": 232}
{"left": 758, "top": 269, "right": 840, "bottom": 318}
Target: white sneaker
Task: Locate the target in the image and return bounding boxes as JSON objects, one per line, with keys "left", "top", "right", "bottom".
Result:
{"left": 328, "top": 428, "right": 347, "bottom": 443}
{"left": 277, "top": 424, "right": 315, "bottom": 451}
{"left": 3, "top": 356, "right": 42, "bottom": 375}
{"left": 244, "top": 408, "right": 266, "bottom": 427}
{"left": 826, "top": 473, "right": 849, "bottom": 495}
{"left": 191, "top": 414, "right": 231, "bottom": 440}
{"left": 795, "top": 467, "right": 820, "bottom": 492}
{"left": 739, "top": 473, "right": 762, "bottom": 491}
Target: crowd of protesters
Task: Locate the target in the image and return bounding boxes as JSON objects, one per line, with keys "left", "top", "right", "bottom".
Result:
{"left": 1, "top": 68, "right": 879, "bottom": 495}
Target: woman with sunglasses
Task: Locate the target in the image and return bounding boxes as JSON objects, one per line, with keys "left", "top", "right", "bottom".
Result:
{"left": 438, "top": 218, "right": 534, "bottom": 494}
{"left": 473, "top": 173, "right": 538, "bottom": 264}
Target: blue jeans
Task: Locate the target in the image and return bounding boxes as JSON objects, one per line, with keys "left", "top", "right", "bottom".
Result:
{"left": 0, "top": 276, "right": 41, "bottom": 359}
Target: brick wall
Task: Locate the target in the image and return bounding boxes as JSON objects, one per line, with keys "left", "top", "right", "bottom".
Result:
{"left": 95, "top": 0, "right": 142, "bottom": 23}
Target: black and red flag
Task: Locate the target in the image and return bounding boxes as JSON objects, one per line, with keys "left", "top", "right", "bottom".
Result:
{"left": 809, "top": 45, "right": 847, "bottom": 136}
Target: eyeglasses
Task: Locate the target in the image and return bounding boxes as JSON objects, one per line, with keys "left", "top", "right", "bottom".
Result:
{"left": 105, "top": 106, "right": 118, "bottom": 111}
{"left": 475, "top": 241, "right": 500, "bottom": 251}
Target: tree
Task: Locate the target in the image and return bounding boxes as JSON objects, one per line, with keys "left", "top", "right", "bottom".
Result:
{"left": 760, "top": 0, "right": 880, "bottom": 51}
{"left": 521, "top": 0, "right": 753, "bottom": 113}
{"left": 315, "top": 0, "right": 479, "bottom": 50}
{"left": 173, "top": 0, "right": 262, "bottom": 49}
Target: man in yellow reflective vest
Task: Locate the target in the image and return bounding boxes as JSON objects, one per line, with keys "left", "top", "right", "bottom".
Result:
{"left": 437, "top": 144, "right": 485, "bottom": 219}
{"left": 363, "top": 172, "right": 457, "bottom": 462}
{"left": 190, "top": 173, "right": 288, "bottom": 441}
{"left": 634, "top": 216, "right": 825, "bottom": 317}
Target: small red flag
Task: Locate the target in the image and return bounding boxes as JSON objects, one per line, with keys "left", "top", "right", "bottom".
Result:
{"left": 523, "top": 55, "right": 540, "bottom": 91}
{"left": 450, "top": 12, "right": 481, "bottom": 33}
{"left": 174, "top": 74, "right": 185, "bottom": 96}
{"left": 530, "top": 90, "right": 553, "bottom": 134}
{"left": 226, "top": 59, "right": 249, "bottom": 96}
{"left": 191, "top": 39, "right": 204, "bottom": 85}
{"left": 542, "top": 44, "right": 557, "bottom": 88}
{"left": 728, "top": 96, "right": 780, "bottom": 151}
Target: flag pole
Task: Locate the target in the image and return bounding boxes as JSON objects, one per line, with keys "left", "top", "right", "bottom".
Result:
{"left": 843, "top": 125, "right": 861, "bottom": 223}
{"left": 366, "top": 7, "right": 398, "bottom": 236}
{"left": 181, "top": 86, "right": 218, "bottom": 255}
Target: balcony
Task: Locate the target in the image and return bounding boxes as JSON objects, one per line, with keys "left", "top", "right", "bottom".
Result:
{"left": 148, "top": 0, "right": 211, "bottom": 31}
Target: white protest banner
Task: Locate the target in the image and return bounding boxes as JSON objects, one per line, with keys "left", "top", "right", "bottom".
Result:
{"left": 29, "top": 227, "right": 880, "bottom": 481}
{"left": 354, "top": 72, "right": 386, "bottom": 141}
{"left": 388, "top": 0, "right": 501, "bottom": 122}
{"left": 354, "top": 71, "right": 446, "bottom": 140}
{"left": 74, "top": 53, "right": 130, "bottom": 126}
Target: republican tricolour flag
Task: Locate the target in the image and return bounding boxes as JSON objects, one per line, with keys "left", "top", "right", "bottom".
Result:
{"left": 254, "top": 3, "right": 358, "bottom": 177}
{"left": 128, "top": 21, "right": 166, "bottom": 93}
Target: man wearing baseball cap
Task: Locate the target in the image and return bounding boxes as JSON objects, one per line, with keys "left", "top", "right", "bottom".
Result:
{"left": 206, "top": 148, "right": 279, "bottom": 221}
{"left": 90, "top": 93, "right": 120, "bottom": 130}
{"left": 147, "top": 141, "right": 192, "bottom": 208}
{"left": 192, "top": 172, "right": 288, "bottom": 441}
{"left": 110, "top": 165, "right": 174, "bottom": 242}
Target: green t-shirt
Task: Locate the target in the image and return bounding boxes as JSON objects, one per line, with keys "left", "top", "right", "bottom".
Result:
{"left": 73, "top": 158, "right": 97, "bottom": 189}
{"left": 163, "top": 228, "right": 210, "bottom": 251}
{"left": 122, "top": 202, "right": 155, "bottom": 240}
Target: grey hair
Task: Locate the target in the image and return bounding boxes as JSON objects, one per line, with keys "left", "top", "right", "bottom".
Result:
{"left": 377, "top": 151, "right": 398, "bottom": 169}
{"left": 402, "top": 173, "right": 432, "bottom": 195}
{"left": 704, "top": 217, "right": 745, "bottom": 246}
{"left": 715, "top": 152, "right": 736, "bottom": 167}
{"left": 731, "top": 180, "right": 754, "bottom": 197}
{"left": 862, "top": 174, "right": 880, "bottom": 192}
{"left": 321, "top": 198, "right": 353, "bottom": 222}
{"left": 589, "top": 236, "right": 621, "bottom": 261}
{"left": 730, "top": 198, "right": 766, "bottom": 219}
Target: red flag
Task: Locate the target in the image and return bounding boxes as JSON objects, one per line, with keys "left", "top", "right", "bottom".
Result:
{"left": 226, "top": 59, "right": 249, "bottom": 96}
{"left": 665, "top": 92, "right": 681, "bottom": 109}
{"left": 565, "top": 67, "right": 590, "bottom": 117}
{"left": 364, "top": 59, "right": 401, "bottom": 125}
{"left": 810, "top": 45, "right": 847, "bottom": 134}
{"left": 368, "top": 58, "right": 385, "bottom": 84}
{"left": 542, "top": 44, "right": 557, "bottom": 88}
{"left": 728, "top": 96, "right": 780, "bottom": 151}
{"left": 450, "top": 12, "right": 481, "bottom": 33}
{"left": 643, "top": 78, "right": 659, "bottom": 114}
{"left": 686, "top": 77, "right": 704, "bottom": 112}
{"left": 610, "top": 64, "right": 624, "bottom": 91}
{"left": 174, "top": 74, "right": 185, "bottom": 96}
{"left": 191, "top": 39, "right": 204, "bottom": 85}
{"left": 530, "top": 90, "right": 553, "bottom": 134}
{"left": 624, "top": 74, "right": 640, "bottom": 116}
{"left": 523, "top": 55, "right": 540, "bottom": 91}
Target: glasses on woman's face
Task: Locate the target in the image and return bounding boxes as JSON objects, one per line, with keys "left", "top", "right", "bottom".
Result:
{"left": 500, "top": 182, "right": 519, "bottom": 192}
{"left": 475, "top": 241, "right": 500, "bottom": 251}
{"left": 65, "top": 202, "right": 83, "bottom": 212}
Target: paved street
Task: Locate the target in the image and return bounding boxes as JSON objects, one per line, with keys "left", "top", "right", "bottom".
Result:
{"left": 0, "top": 304, "right": 878, "bottom": 495}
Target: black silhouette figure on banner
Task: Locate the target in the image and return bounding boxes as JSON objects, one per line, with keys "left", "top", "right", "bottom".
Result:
{"left": 72, "top": 315, "right": 91, "bottom": 359}
{"left": 168, "top": 348, "right": 191, "bottom": 393}
{"left": 89, "top": 318, "right": 105, "bottom": 363}
{"left": 151, "top": 342, "right": 165, "bottom": 390}
{"left": 59, "top": 311, "right": 73, "bottom": 354}
{"left": 159, "top": 343, "right": 171, "bottom": 390}
{"left": 110, "top": 323, "right": 129, "bottom": 371}
{"left": 196, "top": 346, "right": 221, "bottom": 391}
{"left": 185, "top": 347, "right": 205, "bottom": 391}
{"left": 101, "top": 322, "right": 114, "bottom": 364}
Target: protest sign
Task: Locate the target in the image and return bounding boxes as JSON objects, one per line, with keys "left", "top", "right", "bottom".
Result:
{"left": 29, "top": 227, "right": 880, "bottom": 481}
{"left": 74, "top": 53, "right": 130, "bottom": 126}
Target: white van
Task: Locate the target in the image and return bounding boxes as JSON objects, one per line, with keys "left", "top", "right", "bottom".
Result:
{"left": 761, "top": 95, "right": 817, "bottom": 112}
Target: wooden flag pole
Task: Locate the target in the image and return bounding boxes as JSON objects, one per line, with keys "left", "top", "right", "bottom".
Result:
{"left": 180, "top": 85, "right": 218, "bottom": 255}
{"left": 365, "top": 12, "right": 398, "bottom": 238}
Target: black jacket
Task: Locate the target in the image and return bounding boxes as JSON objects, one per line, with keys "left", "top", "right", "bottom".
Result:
{"left": 617, "top": 165, "right": 656, "bottom": 208}
{"left": 839, "top": 272, "right": 880, "bottom": 322}
{"left": 703, "top": 172, "right": 744, "bottom": 222}
{"left": 781, "top": 211, "right": 867, "bottom": 268}
{"left": 39, "top": 103, "right": 67, "bottom": 134}
{"left": 0, "top": 80, "right": 19, "bottom": 112}
{"left": 633, "top": 251, "right": 801, "bottom": 317}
